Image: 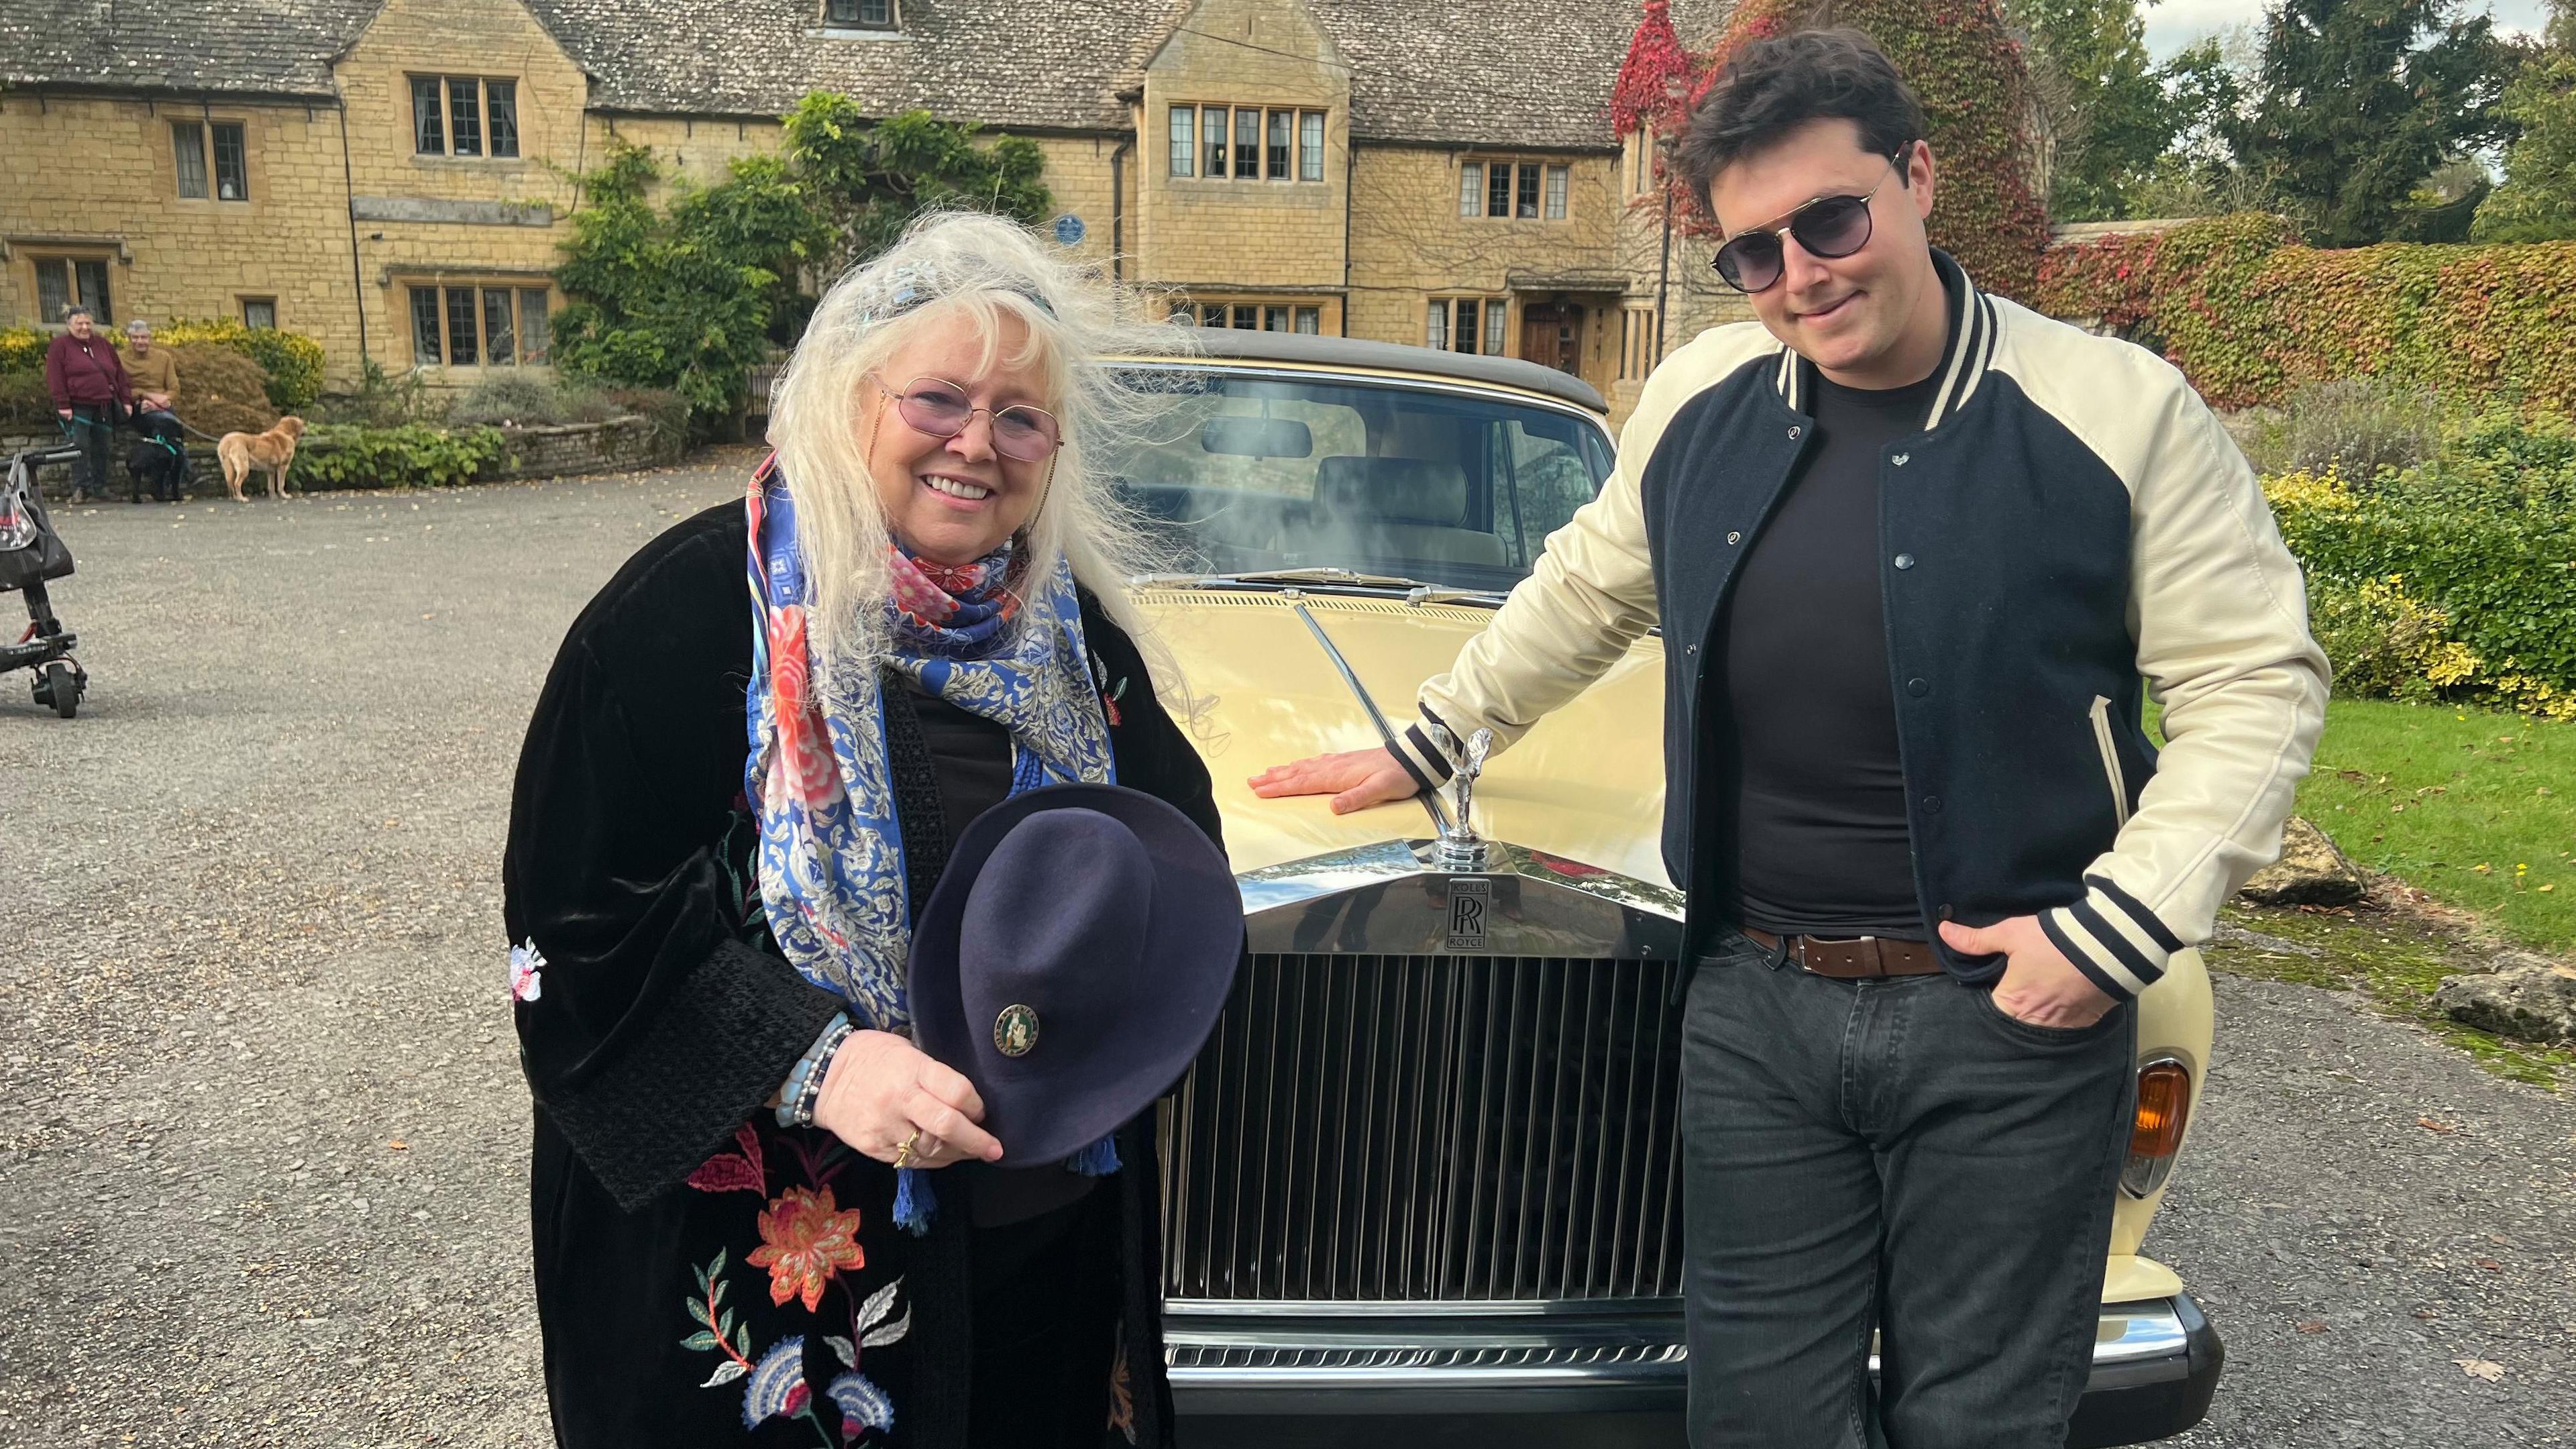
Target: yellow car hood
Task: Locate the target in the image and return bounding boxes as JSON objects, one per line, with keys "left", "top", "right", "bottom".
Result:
{"left": 1130, "top": 588, "right": 1672, "bottom": 886}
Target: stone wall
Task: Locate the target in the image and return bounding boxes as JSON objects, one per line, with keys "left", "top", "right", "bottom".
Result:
{"left": 480, "top": 417, "right": 680, "bottom": 480}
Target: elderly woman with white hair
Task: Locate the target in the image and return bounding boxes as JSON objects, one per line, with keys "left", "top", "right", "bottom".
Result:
{"left": 504, "top": 213, "right": 1218, "bottom": 1449}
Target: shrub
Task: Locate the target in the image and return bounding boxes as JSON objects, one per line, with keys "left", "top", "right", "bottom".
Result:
{"left": 2244, "top": 377, "right": 2445, "bottom": 479}
{"left": 310, "top": 359, "right": 445, "bottom": 429}
{"left": 2267, "top": 417, "right": 2576, "bottom": 718}
{"left": 2037, "top": 215, "right": 2576, "bottom": 411}
{"left": 447, "top": 373, "right": 569, "bottom": 428}
{"left": 0, "top": 369, "right": 56, "bottom": 429}
{"left": 598, "top": 386, "right": 691, "bottom": 449}
{"left": 2306, "top": 571, "right": 2482, "bottom": 703}
{"left": 148, "top": 319, "right": 326, "bottom": 410}
{"left": 167, "top": 343, "right": 281, "bottom": 438}
{"left": 0, "top": 327, "right": 44, "bottom": 375}
{"left": 292, "top": 424, "right": 511, "bottom": 491}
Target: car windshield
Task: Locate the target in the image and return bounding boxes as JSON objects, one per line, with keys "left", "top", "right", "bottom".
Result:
{"left": 1106, "top": 369, "right": 1615, "bottom": 594}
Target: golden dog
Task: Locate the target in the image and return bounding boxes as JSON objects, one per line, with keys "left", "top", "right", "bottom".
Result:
{"left": 217, "top": 416, "right": 307, "bottom": 502}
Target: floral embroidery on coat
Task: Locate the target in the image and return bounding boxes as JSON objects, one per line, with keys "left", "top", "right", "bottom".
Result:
{"left": 749, "top": 1186, "right": 867, "bottom": 1311}
{"left": 508, "top": 939, "right": 545, "bottom": 1002}
{"left": 683, "top": 1120, "right": 910, "bottom": 1446}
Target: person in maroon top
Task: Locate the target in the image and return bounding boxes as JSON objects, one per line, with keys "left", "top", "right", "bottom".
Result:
{"left": 43, "top": 307, "right": 131, "bottom": 503}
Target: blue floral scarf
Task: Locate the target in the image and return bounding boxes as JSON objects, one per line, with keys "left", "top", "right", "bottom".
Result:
{"left": 744, "top": 458, "right": 1116, "bottom": 1034}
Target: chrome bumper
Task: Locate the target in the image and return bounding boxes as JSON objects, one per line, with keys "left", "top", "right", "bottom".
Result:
{"left": 1169, "top": 1297, "right": 2220, "bottom": 1442}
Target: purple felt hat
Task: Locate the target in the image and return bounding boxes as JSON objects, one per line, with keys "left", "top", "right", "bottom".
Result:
{"left": 907, "top": 783, "right": 1242, "bottom": 1166}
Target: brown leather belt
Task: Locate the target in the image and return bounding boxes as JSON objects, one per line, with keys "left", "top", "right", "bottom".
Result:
{"left": 1740, "top": 926, "right": 1945, "bottom": 979}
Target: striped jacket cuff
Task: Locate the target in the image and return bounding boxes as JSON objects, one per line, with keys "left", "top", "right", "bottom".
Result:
{"left": 2039, "top": 875, "right": 2188, "bottom": 1003}
{"left": 1391, "top": 713, "right": 1456, "bottom": 792}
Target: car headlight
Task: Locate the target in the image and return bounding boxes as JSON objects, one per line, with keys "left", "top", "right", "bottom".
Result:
{"left": 2120, "top": 1058, "right": 2194, "bottom": 1199}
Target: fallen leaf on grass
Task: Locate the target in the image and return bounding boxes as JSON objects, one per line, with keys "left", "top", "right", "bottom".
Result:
{"left": 2455, "top": 1358, "right": 2505, "bottom": 1382}
{"left": 2418, "top": 1118, "right": 2457, "bottom": 1134}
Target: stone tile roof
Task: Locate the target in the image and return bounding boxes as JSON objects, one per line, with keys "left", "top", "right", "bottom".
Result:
{"left": 0, "top": 0, "right": 1642, "bottom": 150}
{"left": 0, "top": 0, "right": 380, "bottom": 99}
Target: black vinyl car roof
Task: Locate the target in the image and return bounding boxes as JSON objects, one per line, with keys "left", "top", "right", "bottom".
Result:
{"left": 1114, "top": 329, "right": 1609, "bottom": 415}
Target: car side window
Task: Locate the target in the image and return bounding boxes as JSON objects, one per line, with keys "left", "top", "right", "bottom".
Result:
{"left": 1491, "top": 417, "right": 1603, "bottom": 567}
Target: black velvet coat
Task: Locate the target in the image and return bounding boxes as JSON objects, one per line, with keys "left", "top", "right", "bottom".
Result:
{"left": 502, "top": 501, "right": 1220, "bottom": 1449}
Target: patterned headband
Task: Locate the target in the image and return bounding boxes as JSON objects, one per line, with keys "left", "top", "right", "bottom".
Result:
{"left": 861, "top": 264, "right": 1059, "bottom": 329}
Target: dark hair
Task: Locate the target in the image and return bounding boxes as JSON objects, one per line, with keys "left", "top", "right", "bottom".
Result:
{"left": 1674, "top": 28, "right": 1928, "bottom": 210}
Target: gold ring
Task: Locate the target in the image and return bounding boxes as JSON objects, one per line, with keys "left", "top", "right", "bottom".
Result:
{"left": 892, "top": 1130, "right": 920, "bottom": 1170}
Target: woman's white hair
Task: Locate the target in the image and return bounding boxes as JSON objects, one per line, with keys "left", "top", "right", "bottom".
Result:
{"left": 767, "top": 210, "right": 1193, "bottom": 696}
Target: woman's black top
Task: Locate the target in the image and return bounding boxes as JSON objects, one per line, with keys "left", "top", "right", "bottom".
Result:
{"left": 502, "top": 500, "right": 1221, "bottom": 1449}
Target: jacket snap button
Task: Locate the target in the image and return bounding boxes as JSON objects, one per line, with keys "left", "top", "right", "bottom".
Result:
{"left": 1892, "top": 552, "right": 1915, "bottom": 570}
{"left": 1892, "top": 453, "right": 1911, "bottom": 466}
{"left": 1923, "top": 795, "right": 1944, "bottom": 814}
{"left": 1726, "top": 531, "right": 1741, "bottom": 545}
{"left": 1788, "top": 426, "right": 1802, "bottom": 439}
{"left": 1684, "top": 643, "right": 1697, "bottom": 655}
{"left": 1907, "top": 678, "right": 1930, "bottom": 697}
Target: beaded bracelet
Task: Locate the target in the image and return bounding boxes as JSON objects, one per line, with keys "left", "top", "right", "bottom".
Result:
{"left": 776, "top": 1014, "right": 854, "bottom": 1128}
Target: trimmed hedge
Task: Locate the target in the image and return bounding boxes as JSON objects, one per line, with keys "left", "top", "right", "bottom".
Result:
{"left": 292, "top": 424, "right": 511, "bottom": 491}
{"left": 0, "top": 319, "right": 324, "bottom": 411}
{"left": 154, "top": 319, "right": 325, "bottom": 410}
{"left": 2267, "top": 414, "right": 2576, "bottom": 720}
{"left": 2037, "top": 215, "right": 2576, "bottom": 411}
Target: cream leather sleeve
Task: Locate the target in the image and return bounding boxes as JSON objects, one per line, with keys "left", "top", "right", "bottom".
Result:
{"left": 2039, "top": 377, "right": 2331, "bottom": 999}
{"left": 1389, "top": 347, "right": 1728, "bottom": 788}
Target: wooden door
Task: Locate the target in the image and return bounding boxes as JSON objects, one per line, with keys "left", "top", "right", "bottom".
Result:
{"left": 1520, "top": 303, "right": 1582, "bottom": 375}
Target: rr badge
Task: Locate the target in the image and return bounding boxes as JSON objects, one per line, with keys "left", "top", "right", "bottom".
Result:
{"left": 1445, "top": 877, "right": 1492, "bottom": 952}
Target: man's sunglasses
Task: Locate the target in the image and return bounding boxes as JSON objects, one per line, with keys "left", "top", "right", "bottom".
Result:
{"left": 1710, "top": 148, "right": 1913, "bottom": 295}
{"left": 876, "top": 376, "right": 1062, "bottom": 462}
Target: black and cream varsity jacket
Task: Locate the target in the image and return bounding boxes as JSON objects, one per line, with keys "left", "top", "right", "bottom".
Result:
{"left": 1393, "top": 252, "right": 2329, "bottom": 1002}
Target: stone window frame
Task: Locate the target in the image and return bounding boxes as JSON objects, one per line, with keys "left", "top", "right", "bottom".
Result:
{"left": 405, "top": 279, "right": 555, "bottom": 368}
{"left": 170, "top": 118, "right": 252, "bottom": 203}
{"left": 239, "top": 296, "right": 280, "bottom": 331}
{"left": 29, "top": 253, "right": 117, "bottom": 327}
{"left": 1167, "top": 297, "right": 1324, "bottom": 335}
{"left": 1170, "top": 104, "right": 1328, "bottom": 183}
{"left": 1426, "top": 294, "right": 1509, "bottom": 356}
{"left": 821, "top": 0, "right": 898, "bottom": 30}
{"left": 409, "top": 74, "right": 523, "bottom": 161}
{"left": 1456, "top": 158, "right": 1572, "bottom": 222}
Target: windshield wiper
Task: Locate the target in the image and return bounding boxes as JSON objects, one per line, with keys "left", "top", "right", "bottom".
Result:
{"left": 1128, "top": 568, "right": 1509, "bottom": 607}
{"left": 1226, "top": 566, "right": 1436, "bottom": 588}
{"left": 1130, "top": 567, "right": 1436, "bottom": 592}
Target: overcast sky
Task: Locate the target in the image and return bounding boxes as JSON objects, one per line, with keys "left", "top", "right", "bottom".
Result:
{"left": 2143, "top": 0, "right": 2556, "bottom": 58}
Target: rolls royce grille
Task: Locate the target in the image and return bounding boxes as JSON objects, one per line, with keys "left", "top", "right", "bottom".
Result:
{"left": 1160, "top": 951, "right": 1688, "bottom": 1303}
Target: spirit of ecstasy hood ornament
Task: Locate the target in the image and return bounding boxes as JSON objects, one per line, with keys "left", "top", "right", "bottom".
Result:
{"left": 1426, "top": 723, "right": 1494, "bottom": 870}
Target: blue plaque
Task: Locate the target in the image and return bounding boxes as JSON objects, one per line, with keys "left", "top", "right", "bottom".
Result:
{"left": 1053, "top": 213, "right": 1087, "bottom": 246}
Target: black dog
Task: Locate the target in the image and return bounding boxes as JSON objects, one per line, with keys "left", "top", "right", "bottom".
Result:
{"left": 126, "top": 409, "right": 190, "bottom": 503}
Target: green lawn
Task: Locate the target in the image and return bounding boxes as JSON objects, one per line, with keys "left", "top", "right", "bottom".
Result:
{"left": 2295, "top": 700, "right": 2575, "bottom": 949}
{"left": 2147, "top": 697, "right": 2575, "bottom": 946}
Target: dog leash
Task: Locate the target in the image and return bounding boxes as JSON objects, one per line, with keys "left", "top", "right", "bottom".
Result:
{"left": 60, "top": 411, "right": 241, "bottom": 445}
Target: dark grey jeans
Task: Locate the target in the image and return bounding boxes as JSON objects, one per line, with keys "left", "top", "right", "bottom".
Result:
{"left": 1680, "top": 930, "right": 2137, "bottom": 1449}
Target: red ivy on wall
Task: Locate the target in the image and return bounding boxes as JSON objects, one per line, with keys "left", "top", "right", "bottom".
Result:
{"left": 1613, "top": 0, "right": 2051, "bottom": 301}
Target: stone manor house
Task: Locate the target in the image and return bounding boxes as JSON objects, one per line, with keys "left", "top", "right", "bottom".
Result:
{"left": 0, "top": 0, "right": 1743, "bottom": 419}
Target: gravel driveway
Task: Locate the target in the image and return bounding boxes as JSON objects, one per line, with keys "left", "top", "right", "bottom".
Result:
{"left": 1, "top": 460, "right": 2568, "bottom": 1447}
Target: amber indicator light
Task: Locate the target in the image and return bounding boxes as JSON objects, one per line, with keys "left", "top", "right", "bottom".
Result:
{"left": 2129, "top": 1061, "right": 2192, "bottom": 1159}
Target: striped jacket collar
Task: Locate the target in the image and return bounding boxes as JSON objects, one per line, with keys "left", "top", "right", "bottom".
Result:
{"left": 1772, "top": 249, "right": 2000, "bottom": 433}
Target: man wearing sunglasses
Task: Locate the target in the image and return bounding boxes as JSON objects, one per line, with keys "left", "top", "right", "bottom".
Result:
{"left": 1252, "top": 26, "right": 2325, "bottom": 1449}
